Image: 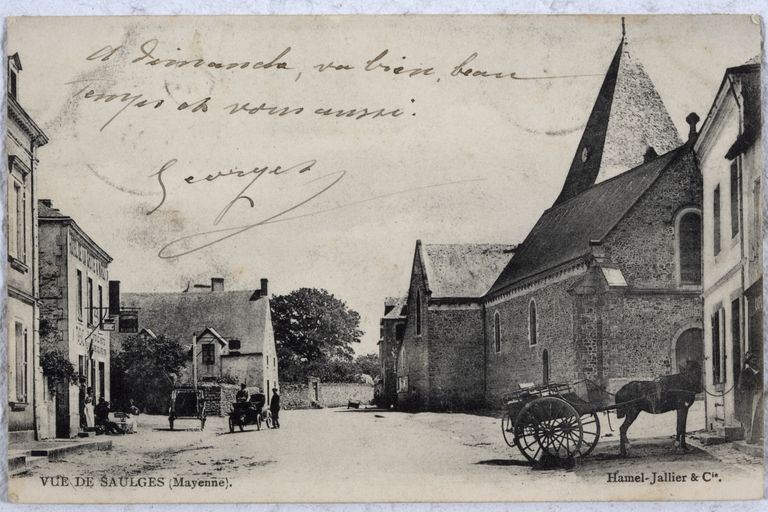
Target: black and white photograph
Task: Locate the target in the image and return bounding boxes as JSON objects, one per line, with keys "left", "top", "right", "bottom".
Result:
{"left": 3, "top": 13, "right": 765, "bottom": 503}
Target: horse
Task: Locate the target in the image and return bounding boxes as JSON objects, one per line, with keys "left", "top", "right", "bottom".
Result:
{"left": 615, "top": 360, "right": 703, "bottom": 457}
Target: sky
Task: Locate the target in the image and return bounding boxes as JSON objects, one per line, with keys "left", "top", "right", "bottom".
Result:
{"left": 7, "top": 15, "right": 761, "bottom": 354}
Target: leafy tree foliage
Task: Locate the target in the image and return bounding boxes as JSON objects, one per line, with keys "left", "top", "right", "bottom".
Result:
{"left": 111, "top": 334, "right": 187, "bottom": 413}
{"left": 354, "top": 353, "right": 381, "bottom": 380}
{"left": 271, "top": 288, "right": 364, "bottom": 383}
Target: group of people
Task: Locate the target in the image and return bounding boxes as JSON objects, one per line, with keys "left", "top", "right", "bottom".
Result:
{"left": 236, "top": 383, "right": 281, "bottom": 428}
{"left": 80, "top": 385, "right": 140, "bottom": 435}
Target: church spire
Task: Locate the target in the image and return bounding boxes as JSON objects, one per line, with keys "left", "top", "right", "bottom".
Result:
{"left": 553, "top": 20, "right": 681, "bottom": 205}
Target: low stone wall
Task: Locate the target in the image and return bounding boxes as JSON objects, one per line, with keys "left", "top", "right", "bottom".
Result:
{"left": 198, "top": 383, "right": 239, "bottom": 416}
{"left": 278, "top": 381, "right": 374, "bottom": 409}
{"left": 321, "top": 383, "right": 374, "bottom": 407}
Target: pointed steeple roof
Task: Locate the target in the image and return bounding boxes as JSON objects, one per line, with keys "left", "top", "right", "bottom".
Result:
{"left": 553, "top": 25, "right": 681, "bottom": 205}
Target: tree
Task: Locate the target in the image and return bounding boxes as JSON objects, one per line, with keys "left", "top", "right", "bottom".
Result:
{"left": 271, "top": 288, "right": 364, "bottom": 383}
{"left": 111, "top": 333, "right": 187, "bottom": 413}
{"left": 354, "top": 353, "right": 381, "bottom": 381}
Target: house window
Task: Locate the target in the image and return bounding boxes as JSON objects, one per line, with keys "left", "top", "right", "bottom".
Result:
{"left": 751, "top": 180, "right": 761, "bottom": 261}
{"left": 677, "top": 210, "right": 702, "bottom": 285}
{"left": 528, "top": 300, "right": 538, "bottom": 346}
{"left": 12, "top": 181, "right": 26, "bottom": 262}
{"left": 494, "top": 312, "right": 501, "bottom": 353}
{"left": 202, "top": 344, "right": 215, "bottom": 365}
{"left": 9, "top": 69, "right": 17, "bottom": 99}
{"left": 713, "top": 185, "right": 721, "bottom": 255}
{"left": 77, "top": 270, "right": 83, "bottom": 321}
{"left": 730, "top": 160, "right": 741, "bottom": 238}
{"left": 415, "top": 290, "right": 422, "bottom": 336}
{"left": 711, "top": 308, "right": 725, "bottom": 384}
{"left": 98, "top": 285, "right": 103, "bottom": 327}
{"left": 228, "top": 339, "right": 241, "bottom": 351}
{"left": 731, "top": 298, "right": 742, "bottom": 385}
{"left": 87, "top": 278, "right": 94, "bottom": 326}
{"left": 14, "top": 322, "right": 27, "bottom": 402}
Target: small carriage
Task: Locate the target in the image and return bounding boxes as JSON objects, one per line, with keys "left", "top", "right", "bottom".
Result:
{"left": 501, "top": 381, "right": 613, "bottom": 464}
{"left": 168, "top": 388, "right": 207, "bottom": 431}
{"left": 502, "top": 362, "right": 703, "bottom": 465}
{"left": 228, "top": 392, "right": 272, "bottom": 432}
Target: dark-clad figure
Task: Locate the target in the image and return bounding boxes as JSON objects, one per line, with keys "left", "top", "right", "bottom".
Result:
{"left": 270, "top": 388, "right": 281, "bottom": 428}
{"left": 236, "top": 383, "right": 250, "bottom": 403}
{"left": 94, "top": 398, "right": 122, "bottom": 435}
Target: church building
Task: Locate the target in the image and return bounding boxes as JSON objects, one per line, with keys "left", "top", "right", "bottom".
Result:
{"left": 394, "top": 28, "right": 705, "bottom": 410}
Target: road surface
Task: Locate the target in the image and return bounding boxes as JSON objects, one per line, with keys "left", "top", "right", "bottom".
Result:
{"left": 9, "top": 401, "right": 763, "bottom": 502}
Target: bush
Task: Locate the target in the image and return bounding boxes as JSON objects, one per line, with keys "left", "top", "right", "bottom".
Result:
{"left": 40, "top": 350, "right": 78, "bottom": 389}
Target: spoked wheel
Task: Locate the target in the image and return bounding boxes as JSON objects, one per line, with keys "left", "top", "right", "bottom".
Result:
{"left": 576, "top": 413, "right": 600, "bottom": 457}
{"left": 513, "top": 397, "right": 583, "bottom": 464}
{"left": 501, "top": 413, "right": 515, "bottom": 448}
{"left": 265, "top": 412, "right": 273, "bottom": 429}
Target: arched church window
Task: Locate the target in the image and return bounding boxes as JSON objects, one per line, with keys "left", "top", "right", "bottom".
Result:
{"left": 529, "top": 300, "right": 538, "bottom": 346}
{"left": 415, "top": 290, "right": 422, "bottom": 336}
{"left": 494, "top": 312, "right": 501, "bottom": 353}
{"left": 677, "top": 209, "right": 702, "bottom": 285}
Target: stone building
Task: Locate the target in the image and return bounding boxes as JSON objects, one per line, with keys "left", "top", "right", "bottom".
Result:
{"left": 397, "top": 242, "right": 515, "bottom": 410}
{"left": 378, "top": 297, "right": 406, "bottom": 407}
{"left": 38, "top": 200, "right": 114, "bottom": 438}
{"left": 119, "top": 278, "right": 279, "bottom": 394}
{"left": 6, "top": 53, "right": 50, "bottom": 441}
{"left": 695, "top": 61, "right": 762, "bottom": 444}
{"left": 394, "top": 31, "right": 705, "bottom": 410}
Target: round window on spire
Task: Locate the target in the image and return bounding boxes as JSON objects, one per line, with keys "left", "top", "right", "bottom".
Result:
{"left": 581, "top": 146, "right": 591, "bottom": 163}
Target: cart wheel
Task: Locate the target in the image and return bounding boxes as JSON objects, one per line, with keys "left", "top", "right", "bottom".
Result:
{"left": 576, "top": 413, "right": 600, "bottom": 458}
{"left": 229, "top": 417, "right": 234, "bottom": 433}
{"left": 513, "top": 397, "right": 583, "bottom": 464}
{"left": 265, "top": 413, "right": 273, "bottom": 429}
{"left": 501, "top": 413, "right": 515, "bottom": 448}
{"left": 169, "top": 418, "right": 174, "bottom": 431}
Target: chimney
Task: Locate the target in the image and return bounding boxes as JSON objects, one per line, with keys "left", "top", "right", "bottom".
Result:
{"left": 40, "top": 199, "right": 53, "bottom": 208}
{"left": 211, "top": 277, "right": 224, "bottom": 292}
{"left": 643, "top": 146, "right": 658, "bottom": 163}
{"left": 686, "top": 112, "right": 700, "bottom": 141}
{"left": 260, "top": 278, "right": 269, "bottom": 297}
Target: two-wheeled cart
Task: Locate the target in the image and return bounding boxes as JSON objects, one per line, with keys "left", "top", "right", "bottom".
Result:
{"left": 501, "top": 381, "right": 614, "bottom": 465}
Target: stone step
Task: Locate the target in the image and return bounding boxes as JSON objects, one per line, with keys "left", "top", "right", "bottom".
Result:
{"left": 693, "top": 432, "right": 729, "bottom": 446}
{"left": 29, "top": 439, "right": 113, "bottom": 460}
{"left": 715, "top": 424, "right": 745, "bottom": 441}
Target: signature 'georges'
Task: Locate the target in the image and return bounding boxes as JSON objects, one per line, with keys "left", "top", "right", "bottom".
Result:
{"left": 147, "top": 158, "right": 346, "bottom": 258}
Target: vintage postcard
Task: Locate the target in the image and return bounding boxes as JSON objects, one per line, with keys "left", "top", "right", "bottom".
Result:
{"left": 3, "top": 14, "right": 764, "bottom": 503}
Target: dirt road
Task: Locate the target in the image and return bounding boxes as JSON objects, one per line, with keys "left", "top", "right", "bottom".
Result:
{"left": 10, "top": 402, "right": 763, "bottom": 503}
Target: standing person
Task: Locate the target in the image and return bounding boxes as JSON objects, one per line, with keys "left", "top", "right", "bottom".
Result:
{"left": 269, "top": 388, "right": 281, "bottom": 429}
{"left": 84, "top": 387, "right": 95, "bottom": 429}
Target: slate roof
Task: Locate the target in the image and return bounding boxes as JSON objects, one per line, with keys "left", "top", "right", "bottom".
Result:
{"left": 554, "top": 35, "right": 680, "bottom": 204}
{"left": 382, "top": 297, "right": 407, "bottom": 320}
{"left": 489, "top": 145, "right": 688, "bottom": 295}
{"left": 119, "top": 290, "right": 272, "bottom": 355}
{"left": 421, "top": 243, "right": 516, "bottom": 299}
